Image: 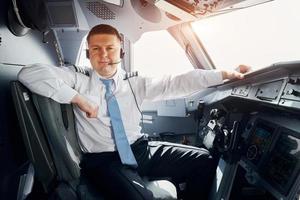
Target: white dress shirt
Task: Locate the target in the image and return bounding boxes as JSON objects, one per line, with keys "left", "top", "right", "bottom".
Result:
{"left": 18, "top": 63, "right": 223, "bottom": 153}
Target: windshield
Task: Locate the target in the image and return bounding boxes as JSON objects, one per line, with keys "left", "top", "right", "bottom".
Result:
{"left": 191, "top": 0, "right": 300, "bottom": 71}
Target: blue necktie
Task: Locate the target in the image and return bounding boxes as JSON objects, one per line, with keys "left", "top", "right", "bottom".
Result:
{"left": 101, "top": 79, "right": 138, "bottom": 167}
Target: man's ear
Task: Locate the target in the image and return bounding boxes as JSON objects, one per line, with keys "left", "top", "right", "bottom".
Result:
{"left": 120, "top": 48, "right": 125, "bottom": 59}
{"left": 86, "top": 49, "right": 90, "bottom": 59}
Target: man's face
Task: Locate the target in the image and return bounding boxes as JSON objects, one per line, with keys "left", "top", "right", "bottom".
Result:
{"left": 88, "top": 34, "right": 121, "bottom": 78}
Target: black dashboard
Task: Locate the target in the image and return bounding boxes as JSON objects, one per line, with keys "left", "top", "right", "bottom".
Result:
{"left": 186, "top": 61, "right": 300, "bottom": 113}
{"left": 190, "top": 61, "right": 300, "bottom": 200}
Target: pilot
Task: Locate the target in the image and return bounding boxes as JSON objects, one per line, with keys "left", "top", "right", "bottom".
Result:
{"left": 18, "top": 24, "right": 249, "bottom": 200}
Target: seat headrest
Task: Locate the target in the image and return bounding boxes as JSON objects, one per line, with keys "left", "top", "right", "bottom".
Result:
{"left": 7, "top": 0, "right": 50, "bottom": 36}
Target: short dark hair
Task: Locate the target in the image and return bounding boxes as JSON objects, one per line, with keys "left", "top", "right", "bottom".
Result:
{"left": 86, "top": 24, "right": 122, "bottom": 43}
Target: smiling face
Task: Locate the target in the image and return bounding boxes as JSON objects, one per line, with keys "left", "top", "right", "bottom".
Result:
{"left": 87, "top": 33, "right": 122, "bottom": 78}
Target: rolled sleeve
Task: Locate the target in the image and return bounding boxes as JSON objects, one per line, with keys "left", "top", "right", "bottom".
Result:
{"left": 195, "top": 69, "right": 223, "bottom": 87}
{"left": 18, "top": 63, "right": 78, "bottom": 104}
{"left": 139, "top": 69, "right": 224, "bottom": 101}
{"left": 52, "top": 84, "right": 78, "bottom": 103}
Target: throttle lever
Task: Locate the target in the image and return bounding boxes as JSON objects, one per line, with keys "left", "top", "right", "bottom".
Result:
{"left": 225, "top": 121, "right": 242, "bottom": 163}
{"left": 227, "top": 121, "right": 239, "bottom": 152}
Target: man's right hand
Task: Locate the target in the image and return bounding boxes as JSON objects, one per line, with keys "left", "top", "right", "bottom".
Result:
{"left": 71, "top": 94, "right": 99, "bottom": 118}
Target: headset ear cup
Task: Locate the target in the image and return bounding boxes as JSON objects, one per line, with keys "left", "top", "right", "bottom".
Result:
{"left": 86, "top": 49, "right": 90, "bottom": 59}
{"left": 120, "top": 48, "right": 125, "bottom": 58}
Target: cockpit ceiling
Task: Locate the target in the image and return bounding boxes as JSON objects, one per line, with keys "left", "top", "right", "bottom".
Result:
{"left": 77, "top": 0, "right": 272, "bottom": 41}
{"left": 9, "top": 0, "right": 273, "bottom": 42}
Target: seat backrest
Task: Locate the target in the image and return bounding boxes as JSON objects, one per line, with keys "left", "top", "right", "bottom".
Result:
{"left": 11, "top": 81, "right": 56, "bottom": 192}
{"left": 11, "top": 81, "right": 82, "bottom": 191}
{"left": 31, "top": 85, "right": 82, "bottom": 182}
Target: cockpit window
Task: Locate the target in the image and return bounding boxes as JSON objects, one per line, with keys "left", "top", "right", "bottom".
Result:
{"left": 133, "top": 30, "right": 194, "bottom": 77}
{"left": 191, "top": 0, "right": 300, "bottom": 71}
{"left": 76, "top": 36, "right": 92, "bottom": 68}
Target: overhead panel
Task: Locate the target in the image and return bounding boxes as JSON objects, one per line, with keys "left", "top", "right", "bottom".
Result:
{"left": 155, "top": 0, "right": 253, "bottom": 21}
{"left": 46, "top": 0, "right": 78, "bottom": 27}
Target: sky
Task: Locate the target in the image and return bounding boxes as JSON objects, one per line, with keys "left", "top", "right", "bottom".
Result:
{"left": 133, "top": 30, "right": 194, "bottom": 77}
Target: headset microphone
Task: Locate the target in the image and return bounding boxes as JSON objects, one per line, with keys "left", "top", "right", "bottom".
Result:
{"left": 107, "top": 60, "right": 122, "bottom": 65}
{"left": 109, "top": 49, "right": 124, "bottom": 65}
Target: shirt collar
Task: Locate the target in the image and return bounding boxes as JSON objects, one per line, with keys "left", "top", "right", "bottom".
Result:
{"left": 93, "top": 66, "right": 126, "bottom": 86}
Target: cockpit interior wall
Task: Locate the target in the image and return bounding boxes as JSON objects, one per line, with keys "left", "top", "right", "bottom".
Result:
{"left": 0, "top": 0, "right": 59, "bottom": 66}
{"left": 142, "top": 111, "right": 198, "bottom": 142}
{"left": 0, "top": 1, "right": 60, "bottom": 199}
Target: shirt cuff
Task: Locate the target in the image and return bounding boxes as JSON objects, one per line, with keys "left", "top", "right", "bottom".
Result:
{"left": 54, "top": 84, "right": 78, "bottom": 103}
{"left": 203, "top": 69, "right": 224, "bottom": 87}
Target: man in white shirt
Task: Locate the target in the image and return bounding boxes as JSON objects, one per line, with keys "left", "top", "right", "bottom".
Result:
{"left": 18, "top": 24, "right": 249, "bottom": 200}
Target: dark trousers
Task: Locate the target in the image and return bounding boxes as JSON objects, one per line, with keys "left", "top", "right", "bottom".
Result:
{"left": 80, "top": 137, "right": 217, "bottom": 200}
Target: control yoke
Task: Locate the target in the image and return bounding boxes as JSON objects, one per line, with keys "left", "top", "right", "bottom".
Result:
{"left": 200, "top": 109, "right": 241, "bottom": 161}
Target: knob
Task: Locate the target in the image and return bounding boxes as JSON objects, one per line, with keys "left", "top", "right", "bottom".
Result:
{"left": 195, "top": 100, "right": 205, "bottom": 120}
{"left": 288, "top": 78, "right": 300, "bottom": 85}
{"left": 210, "top": 109, "right": 226, "bottom": 120}
{"left": 287, "top": 89, "right": 300, "bottom": 97}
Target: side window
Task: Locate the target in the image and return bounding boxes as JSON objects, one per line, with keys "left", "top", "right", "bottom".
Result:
{"left": 76, "top": 36, "right": 92, "bottom": 68}
{"left": 133, "top": 30, "right": 194, "bottom": 78}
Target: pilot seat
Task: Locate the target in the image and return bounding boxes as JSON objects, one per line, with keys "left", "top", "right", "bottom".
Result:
{"left": 11, "top": 81, "right": 177, "bottom": 200}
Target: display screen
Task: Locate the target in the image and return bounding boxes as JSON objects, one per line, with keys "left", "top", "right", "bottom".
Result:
{"left": 263, "top": 131, "right": 300, "bottom": 195}
{"left": 252, "top": 126, "right": 273, "bottom": 147}
{"left": 247, "top": 123, "right": 274, "bottom": 165}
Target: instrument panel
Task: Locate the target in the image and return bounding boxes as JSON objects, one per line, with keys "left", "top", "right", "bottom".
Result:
{"left": 245, "top": 120, "right": 275, "bottom": 166}
{"left": 262, "top": 129, "right": 300, "bottom": 195}
{"left": 191, "top": 61, "right": 300, "bottom": 199}
{"left": 242, "top": 116, "right": 300, "bottom": 198}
